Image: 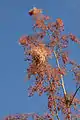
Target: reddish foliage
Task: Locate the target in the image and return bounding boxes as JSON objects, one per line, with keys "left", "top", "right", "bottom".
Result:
{"left": 69, "top": 33, "right": 80, "bottom": 44}
{"left": 4, "top": 113, "right": 53, "bottom": 120}
{"left": 19, "top": 36, "right": 28, "bottom": 46}
{"left": 56, "top": 18, "right": 64, "bottom": 31}
{"left": 18, "top": 7, "right": 80, "bottom": 120}
{"left": 61, "top": 35, "right": 68, "bottom": 41}
{"left": 62, "top": 51, "right": 69, "bottom": 64}
{"left": 4, "top": 7, "right": 80, "bottom": 120}
{"left": 29, "top": 7, "right": 42, "bottom": 16}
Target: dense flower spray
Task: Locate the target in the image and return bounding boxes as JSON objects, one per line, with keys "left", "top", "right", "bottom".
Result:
{"left": 4, "top": 7, "right": 80, "bottom": 120}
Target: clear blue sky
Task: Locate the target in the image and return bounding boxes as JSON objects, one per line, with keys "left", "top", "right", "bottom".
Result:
{"left": 0, "top": 0, "right": 80, "bottom": 119}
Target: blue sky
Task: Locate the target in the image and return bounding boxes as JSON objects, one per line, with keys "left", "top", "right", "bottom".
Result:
{"left": 0, "top": 0, "right": 80, "bottom": 119}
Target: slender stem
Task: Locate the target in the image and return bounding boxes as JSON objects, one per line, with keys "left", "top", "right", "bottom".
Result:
{"left": 47, "top": 31, "right": 67, "bottom": 119}
{"left": 53, "top": 50, "right": 67, "bottom": 96}
{"left": 53, "top": 101, "right": 60, "bottom": 120}
{"left": 53, "top": 50, "right": 73, "bottom": 120}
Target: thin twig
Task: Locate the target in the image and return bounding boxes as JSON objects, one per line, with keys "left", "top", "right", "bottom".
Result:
{"left": 69, "top": 85, "right": 80, "bottom": 106}
{"left": 53, "top": 50, "right": 67, "bottom": 96}
{"left": 53, "top": 101, "right": 60, "bottom": 120}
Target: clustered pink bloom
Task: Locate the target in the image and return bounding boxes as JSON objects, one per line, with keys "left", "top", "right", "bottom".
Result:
{"left": 19, "top": 7, "right": 80, "bottom": 120}
{"left": 4, "top": 113, "right": 53, "bottom": 120}
{"left": 4, "top": 7, "right": 80, "bottom": 120}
